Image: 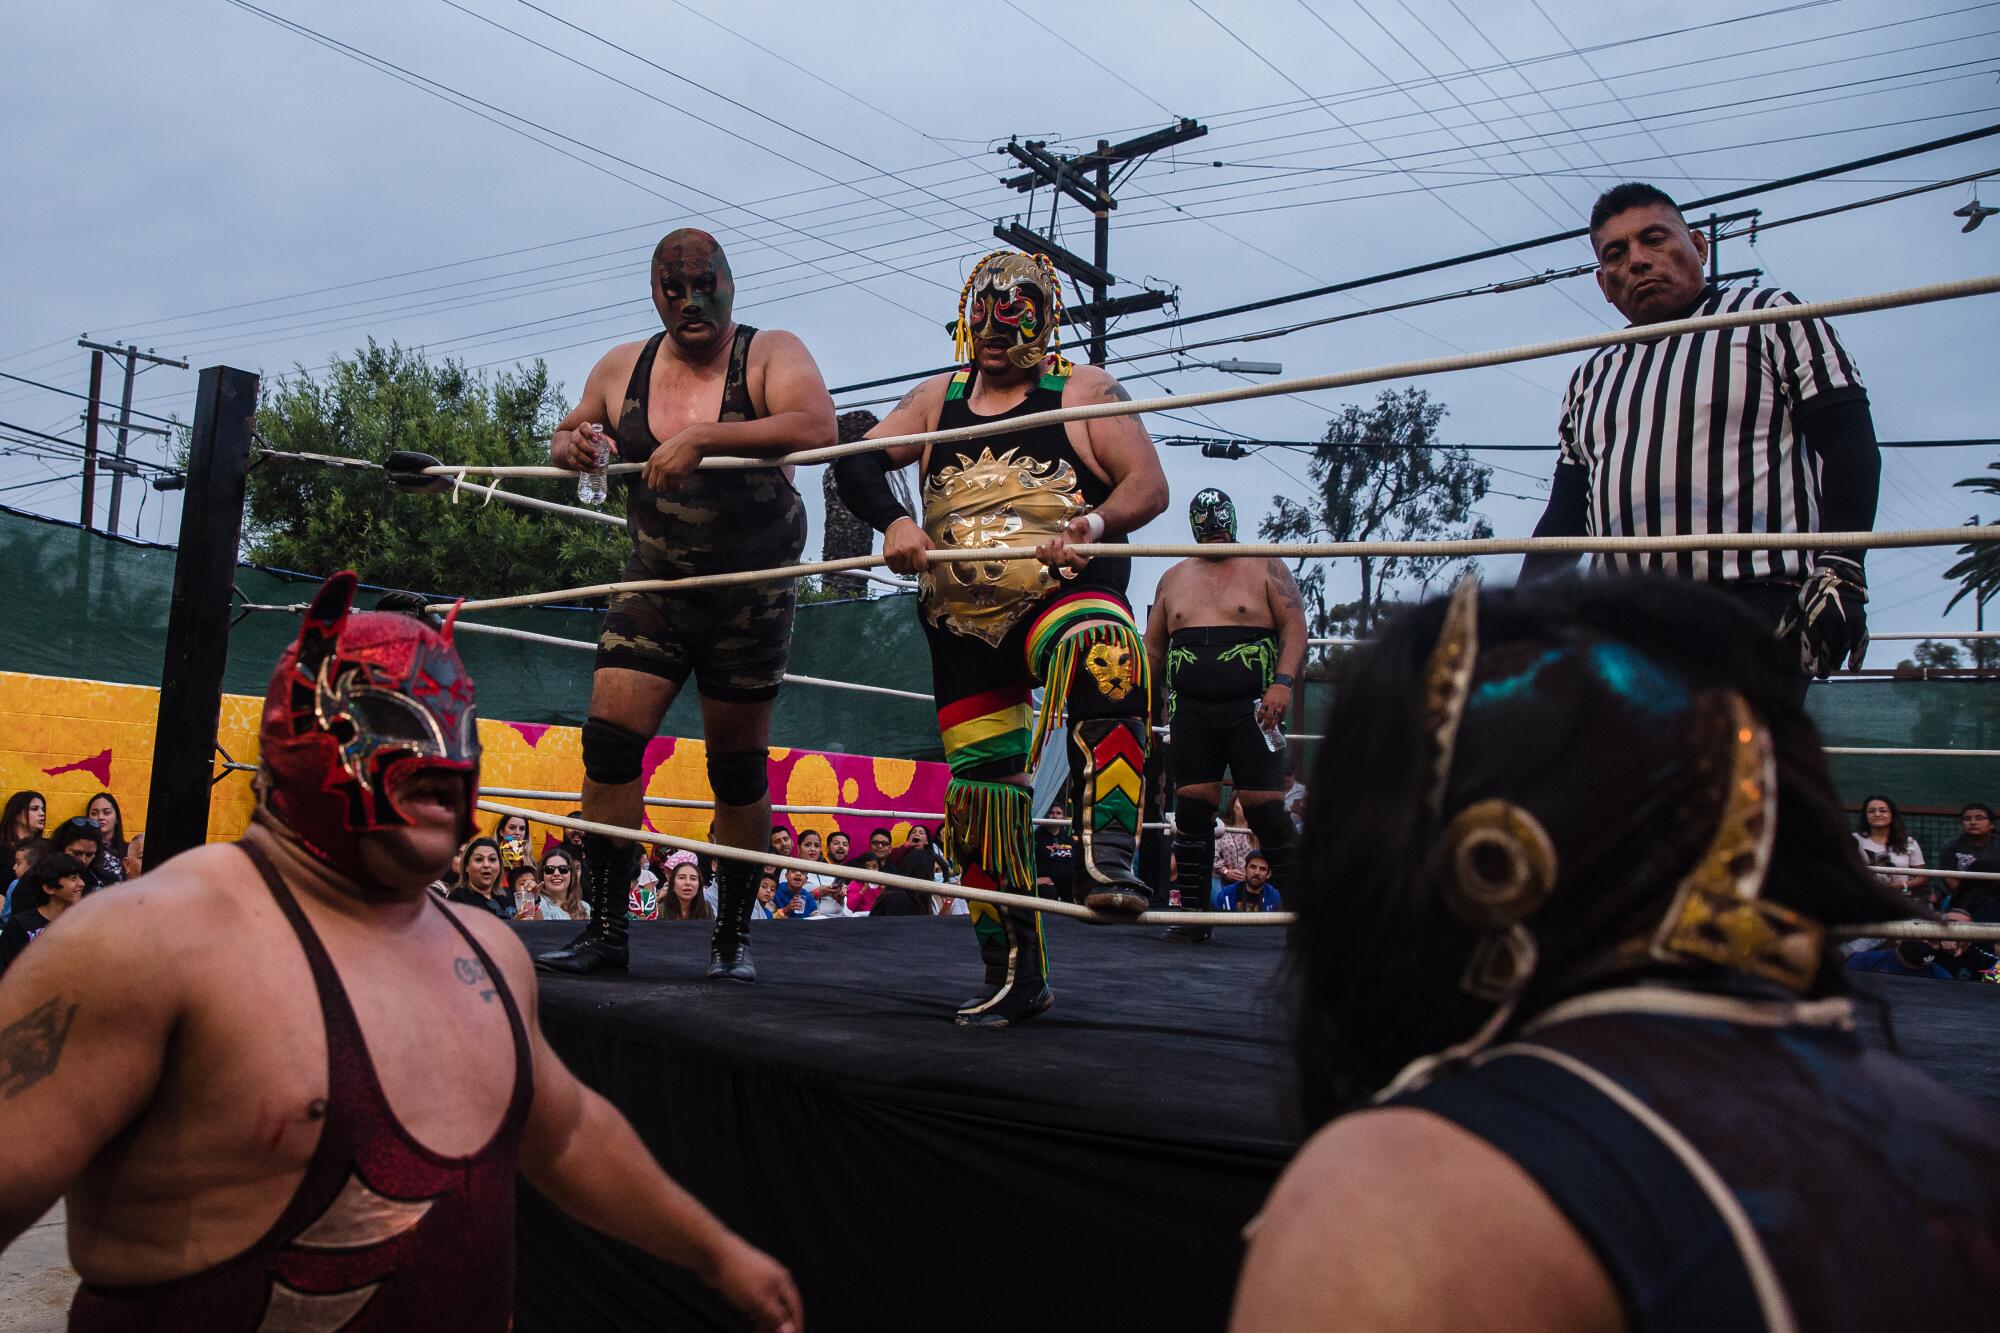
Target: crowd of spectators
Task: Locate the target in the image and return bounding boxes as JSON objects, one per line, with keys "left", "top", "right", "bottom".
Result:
{"left": 0, "top": 788, "right": 136, "bottom": 978}
{"left": 425, "top": 811, "right": 995, "bottom": 924}
{"left": 1842, "top": 794, "right": 1999, "bottom": 983}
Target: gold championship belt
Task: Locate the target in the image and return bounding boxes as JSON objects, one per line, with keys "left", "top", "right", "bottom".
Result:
{"left": 920, "top": 446, "right": 1086, "bottom": 646}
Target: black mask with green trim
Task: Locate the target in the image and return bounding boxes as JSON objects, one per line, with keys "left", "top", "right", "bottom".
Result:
{"left": 1190, "top": 488, "right": 1236, "bottom": 543}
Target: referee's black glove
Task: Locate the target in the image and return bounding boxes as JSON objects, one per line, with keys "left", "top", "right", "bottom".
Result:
{"left": 1777, "top": 554, "right": 1869, "bottom": 678}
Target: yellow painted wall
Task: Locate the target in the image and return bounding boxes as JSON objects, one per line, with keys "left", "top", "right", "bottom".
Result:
{"left": 0, "top": 671, "right": 948, "bottom": 853}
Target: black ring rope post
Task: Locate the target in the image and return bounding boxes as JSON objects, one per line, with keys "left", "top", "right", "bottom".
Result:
{"left": 145, "top": 366, "right": 259, "bottom": 868}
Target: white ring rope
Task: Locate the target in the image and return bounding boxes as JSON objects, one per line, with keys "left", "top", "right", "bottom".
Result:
{"left": 429, "top": 526, "right": 2000, "bottom": 615}
{"left": 1821, "top": 747, "right": 2000, "bottom": 758}
{"left": 233, "top": 603, "right": 1994, "bottom": 756}
{"left": 476, "top": 798, "right": 1285, "bottom": 926}
{"left": 481, "top": 796, "right": 2000, "bottom": 940}
{"left": 478, "top": 784, "right": 1188, "bottom": 832}
{"left": 1314, "top": 632, "right": 2000, "bottom": 648}
{"left": 209, "top": 761, "right": 2000, "bottom": 857}
{"left": 375, "top": 273, "right": 2000, "bottom": 478}
{"left": 236, "top": 603, "right": 935, "bottom": 704}
{"left": 1842, "top": 920, "right": 2000, "bottom": 943}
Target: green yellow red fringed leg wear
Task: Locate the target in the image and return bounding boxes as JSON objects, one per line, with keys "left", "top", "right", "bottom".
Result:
{"left": 934, "top": 684, "right": 1054, "bottom": 1027}
{"left": 946, "top": 779, "right": 1053, "bottom": 1027}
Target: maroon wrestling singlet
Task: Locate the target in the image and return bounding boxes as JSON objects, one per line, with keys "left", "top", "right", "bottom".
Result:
{"left": 69, "top": 842, "right": 532, "bottom": 1332}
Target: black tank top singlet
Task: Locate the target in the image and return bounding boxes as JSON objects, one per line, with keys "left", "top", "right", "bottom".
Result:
{"left": 612, "top": 324, "right": 804, "bottom": 577}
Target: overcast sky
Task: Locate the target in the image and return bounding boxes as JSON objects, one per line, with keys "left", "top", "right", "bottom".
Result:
{"left": 3, "top": 0, "right": 1997, "bottom": 633}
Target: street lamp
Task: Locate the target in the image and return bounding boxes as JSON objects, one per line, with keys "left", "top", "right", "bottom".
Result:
{"left": 1178, "top": 358, "right": 1284, "bottom": 375}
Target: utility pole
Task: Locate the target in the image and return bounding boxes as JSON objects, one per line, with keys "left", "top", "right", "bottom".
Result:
{"left": 995, "top": 118, "right": 1208, "bottom": 364}
{"left": 80, "top": 350, "right": 104, "bottom": 530}
{"left": 78, "top": 338, "right": 189, "bottom": 537}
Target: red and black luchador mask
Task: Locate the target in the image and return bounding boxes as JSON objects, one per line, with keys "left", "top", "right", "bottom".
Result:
{"left": 259, "top": 572, "right": 481, "bottom": 880}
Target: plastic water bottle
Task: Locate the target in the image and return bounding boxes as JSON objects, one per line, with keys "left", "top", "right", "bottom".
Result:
{"left": 1256, "top": 701, "right": 1286, "bottom": 753}
{"left": 576, "top": 426, "right": 609, "bottom": 506}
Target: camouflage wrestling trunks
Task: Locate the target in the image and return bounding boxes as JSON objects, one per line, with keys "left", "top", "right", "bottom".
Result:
{"left": 596, "top": 466, "right": 806, "bottom": 701}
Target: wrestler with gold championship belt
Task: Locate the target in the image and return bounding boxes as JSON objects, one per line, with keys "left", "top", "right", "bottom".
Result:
{"left": 836, "top": 250, "right": 1169, "bottom": 1026}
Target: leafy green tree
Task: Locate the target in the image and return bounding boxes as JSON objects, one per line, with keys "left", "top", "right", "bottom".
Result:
{"left": 1905, "top": 639, "right": 1963, "bottom": 671}
{"left": 244, "top": 342, "right": 627, "bottom": 597}
{"left": 1258, "top": 387, "right": 1492, "bottom": 638}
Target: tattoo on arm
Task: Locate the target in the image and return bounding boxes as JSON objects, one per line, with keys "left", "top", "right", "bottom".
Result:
{"left": 0, "top": 996, "right": 80, "bottom": 1099}
{"left": 1101, "top": 380, "right": 1133, "bottom": 403}
{"left": 453, "top": 956, "right": 496, "bottom": 1004}
{"left": 1268, "top": 560, "right": 1304, "bottom": 613}
{"left": 891, "top": 383, "right": 924, "bottom": 414}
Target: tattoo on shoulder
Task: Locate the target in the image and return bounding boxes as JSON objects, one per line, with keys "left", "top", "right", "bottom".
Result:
{"left": 1101, "top": 380, "right": 1133, "bottom": 403}
{"left": 0, "top": 995, "right": 80, "bottom": 1099}
{"left": 453, "top": 956, "right": 496, "bottom": 1004}
{"left": 892, "top": 382, "right": 925, "bottom": 414}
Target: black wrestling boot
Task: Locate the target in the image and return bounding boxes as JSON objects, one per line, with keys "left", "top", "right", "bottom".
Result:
{"left": 706, "top": 861, "right": 758, "bottom": 982}
{"left": 1072, "top": 716, "right": 1153, "bottom": 914}
{"left": 536, "top": 833, "right": 632, "bottom": 974}
{"left": 955, "top": 910, "right": 1053, "bottom": 1028}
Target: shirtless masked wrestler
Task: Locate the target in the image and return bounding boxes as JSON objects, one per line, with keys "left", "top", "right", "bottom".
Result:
{"left": 1144, "top": 488, "right": 1307, "bottom": 942}
{"left": 0, "top": 573, "right": 801, "bottom": 1332}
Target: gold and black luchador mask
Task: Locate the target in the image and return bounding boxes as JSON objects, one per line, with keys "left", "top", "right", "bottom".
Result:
{"left": 953, "top": 250, "right": 1066, "bottom": 371}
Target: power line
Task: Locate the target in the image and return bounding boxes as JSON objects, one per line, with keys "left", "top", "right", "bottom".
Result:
{"left": 45, "top": 0, "right": 1968, "bottom": 362}
{"left": 504, "top": 0, "right": 991, "bottom": 233}
{"left": 90, "top": 6, "right": 1952, "bottom": 374}
{"left": 126, "top": 58, "right": 1997, "bottom": 395}
{"left": 1183, "top": 30, "right": 1997, "bottom": 180}
{"left": 1527, "top": 0, "right": 1708, "bottom": 193}
{"left": 1289, "top": 0, "right": 1611, "bottom": 326}
{"left": 409, "top": 49, "right": 1992, "bottom": 376}
{"left": 0, "top": 369, "right": 182, "bottom": 425}
{"left": 216, "top": 0, "right": 955, "bottom": 328}
{"left": 1131, "top": 56, "right": 1999, "bottom": 211}
{"left": 826, "top": 121, "right": 2000, "bottom": 395}
{"left": 1184, "top": 0, "right": 1582, "bottom": 314}
{"left": 452, "top": 0, "right": 991, "bottom": 242}
{"left": 1189, "top": 0, "right": 1915, "bottom": 139}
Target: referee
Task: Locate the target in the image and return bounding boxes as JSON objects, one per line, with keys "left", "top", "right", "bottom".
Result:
{"left": 1521, "top": 182, "right": 1880, "bottom": 697}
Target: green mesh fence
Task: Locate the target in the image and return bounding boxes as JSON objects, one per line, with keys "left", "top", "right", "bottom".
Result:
{"left": 1289, "top": 666, "right": 1996, "bottom": 813}
{"left": 4, "top": 503, "right": 1994, "bottom": 797}
{"left": 0, "top": 505, "right": 942, "bottom": 760}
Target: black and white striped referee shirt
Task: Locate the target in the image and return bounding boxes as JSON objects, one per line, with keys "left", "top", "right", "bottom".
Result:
{"left": 1557, "top": 285, "right": 1865, "bottom": 582}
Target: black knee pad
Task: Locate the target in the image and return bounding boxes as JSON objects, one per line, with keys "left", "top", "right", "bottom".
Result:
{"left": 1173, "top": 793, "right": 1218, "bottom": 841}
{"left": 707, "top": 748, "right": 769, "bottom": 807}
{"left": 1242, "top": 799, "right": 1294, "bottom": 852}
{"left": 581, "top": 717, "right": 649, "bottom": 786}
